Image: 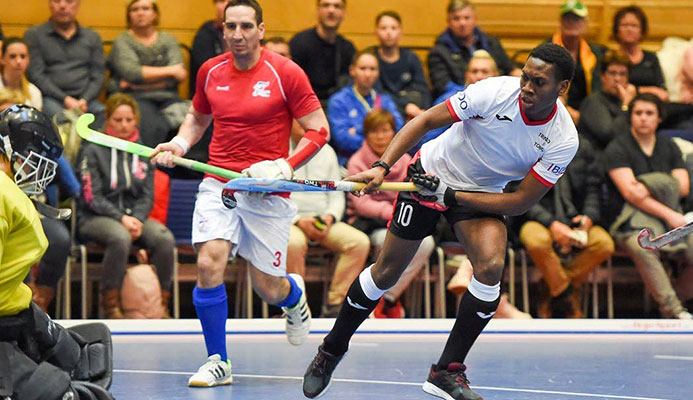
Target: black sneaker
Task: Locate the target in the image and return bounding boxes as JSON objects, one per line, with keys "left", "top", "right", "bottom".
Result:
{"left": 302, "top": 344, "right": 344, "bottom": 398}
{"left": 422, "top": 363, "right": 483, "bottom": 400}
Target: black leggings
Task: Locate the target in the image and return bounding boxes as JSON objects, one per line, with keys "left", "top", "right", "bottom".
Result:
{"left": 36, "top": 219, "right": 70, "bottom": 289}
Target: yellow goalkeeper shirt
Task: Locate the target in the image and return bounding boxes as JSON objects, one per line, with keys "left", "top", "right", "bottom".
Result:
{"left": 0, "top": 172, "right": 48, "bottom": 316}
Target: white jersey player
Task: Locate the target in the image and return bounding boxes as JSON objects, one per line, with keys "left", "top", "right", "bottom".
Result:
{"left": 303, "top": 43, "right": 579, "bottom": 400}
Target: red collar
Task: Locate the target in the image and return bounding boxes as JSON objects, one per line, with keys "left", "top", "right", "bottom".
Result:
{"left": 518, "top": 95, "right": 557, "bottom": 126}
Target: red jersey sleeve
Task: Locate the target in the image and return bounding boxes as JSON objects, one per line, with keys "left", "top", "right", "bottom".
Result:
{"left": 279, "top": 59, "right": 322, "bottom": 119}
{"left": 192, "top": 58, "right": 214, "bottom": 115}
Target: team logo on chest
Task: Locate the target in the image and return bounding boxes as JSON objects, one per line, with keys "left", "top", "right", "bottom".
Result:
{"left": 252, "top": 81, "right": 271, "bottom": 97}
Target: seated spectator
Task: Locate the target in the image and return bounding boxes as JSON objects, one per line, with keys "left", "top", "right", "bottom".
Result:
{"left": 290, "top": 0, "right": 356, "bottom": 104}
{"left": 369, "top": 11, "right": 430, "bottom": 120}
{"left": 427, "top": 0, "right": 518, "bottom": 98}
{"left": 190, "top": 0, "right": 228, "bottom": 99}
{"left": 108, "top": 0, "right": 189, "bottom": 147}
{"left": 0, "top": 87, "right": 24, "bottom": 110}
{"left": 446, "top": 254, "right": 531, "bottom": 318}
{"left": 605, "top": 94, "right": 693, "bottom": 319}
{"left": 328, "top": 50, "right": 404, "bottom": 165}
{"left": 286, "top": 129, "right": 370, "bottom": 318}
{"left": 264, "top": 36, "right": 290, "bottom": 58}
{"left": 578, "top": 50, "right": 635, "bottom": 161}
{"left": 0, "top": 38, "right": 42, "bottom": 109}
{"left": 412, "top": 49, "right": 499, "bottom": 154}
{"left": 24, "top": 0, "right": 105, "bottom": 123}
{"left": 613, "top": 5, "right": 668, "bottom": 102}
{"left": 76, "top": 93, "right": 175, "bottom": 319}
{"left": 546, "top": 0, "right": 606, "bottom": 125}
{"left": 519, "top": 137, "right": 614, "bottom": 318}
{"left": 346, "top": 109, "right": 435, "bottom": 318}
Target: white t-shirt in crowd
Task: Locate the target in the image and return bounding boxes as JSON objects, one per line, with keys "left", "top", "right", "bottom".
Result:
{"left": 0, "top": 79, "right": 43, "bottom": 110}
{"left": 420, "top": 76, "right": 578, "bottom": 193}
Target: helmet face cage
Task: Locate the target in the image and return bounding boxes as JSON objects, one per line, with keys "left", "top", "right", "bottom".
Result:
{"left": 12, "top": 149, "right": 58, "bottom": 195}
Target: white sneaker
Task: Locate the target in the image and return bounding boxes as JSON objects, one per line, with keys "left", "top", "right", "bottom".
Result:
{"left": 676, "top": 310, "right": 693, "bottom": 320}
{"left": 283, "top": 273, "right": 311, "bottom": 346}
{"left": 188, "top": 354, "right": 232, "bottom": 387}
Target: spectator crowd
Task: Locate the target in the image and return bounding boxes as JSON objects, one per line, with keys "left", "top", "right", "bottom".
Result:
{"left": 4, "top": 0, "right": 693, "bottom": 320}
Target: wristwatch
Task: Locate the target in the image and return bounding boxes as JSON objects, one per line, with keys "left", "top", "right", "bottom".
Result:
{"left": 371, "top": 160, "right": 391, "bottom": 176}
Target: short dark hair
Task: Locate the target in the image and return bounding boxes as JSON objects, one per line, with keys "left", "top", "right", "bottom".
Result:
{"left": 613, "top": 5, "right": 648, "bottom": 40}
{"left": 265, "top": 36, "right": 287, "bottom": 45}
{"left": 376, "top": 10, "right": 401, "bottom": 26}
{"left": 350, "top": 48, "right": 377, "bottom": 67}
{"left": 225, "top": 0, "right": 263, "bottom": 25}
{"left": 600, "top": 50, "right": 630, "bottom": 74}
{"left": 628, "top": 93, "right": 664, "bottom": 120}
{"left": 1, "top": 37, "right": 27, "bottom": 55}
{"left": 316, "top": 0, "right": 346, "bottom": 6}
{"left": 528, "top": 43, "right": 575, "bottom": 82}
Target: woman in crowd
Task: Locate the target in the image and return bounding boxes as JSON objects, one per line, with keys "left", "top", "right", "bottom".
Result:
{"left": 613, "top": 5, "right": 669, "bottom": 101}
{"left": 108, "top": 0, "right": 188, "bottom": 147}
{"left": 0, "top": 37, "right": 41, "bottom": 109}
{"left": 346, "top": 109, "right": 434, "bottom": 318}
{"left": 77, "top": 93, "right": 175, "bottom": 318}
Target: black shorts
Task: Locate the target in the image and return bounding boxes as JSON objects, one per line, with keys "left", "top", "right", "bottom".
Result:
{"left": 388, "top": 158, "right": 505, "bottom": 241}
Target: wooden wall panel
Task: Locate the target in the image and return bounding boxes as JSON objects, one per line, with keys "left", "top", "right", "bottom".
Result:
{"left": 2, "top": 0, "right": 692, "bottom": 96}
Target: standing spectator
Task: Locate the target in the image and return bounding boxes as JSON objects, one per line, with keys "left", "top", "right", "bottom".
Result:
{"left": 613, "top": 5, "right": 668, "bottom": 101}
{"left": 0, "top": 38, "right": 42, "bottom": 109}
{"left": 77, "top": 93, "right": 175, "bottom": 319}
{"left": 605, "top": 93, "right": 693, "bottom": 319}
{"left": 578, "top": 50, "right": 636, "bottom": 159}
{"left": 24, "top": 0, "right": 105, "bottom": 122}
{"left": 190, "top": 0, "right": 228, "bottom": 99}
{"left": 546, "top": 0, "right": 606, "bottom": 124}
{"left": 428, "top": 0, "right": 519, "bottom": 98}
{"left": 287, "top": 129, "right": 370, "bottom": 318}
{"left": 370, "top": 10, "right": 430, "bottom": 120}
{"left": 519, "top": 137, "right": 614, "bottom": 318}
{"left": 328, "top": 50, "right": 404, "bottom": 165}
{"left": 346, "top": 109, "right": 435, "bottom": 318}
{"left": 289, "top": 0, "right": 356, "bottom": 104}
{"left": 108, "top": 0, "right": 189, "bottom": 147}
{"left": 264, "top": 36, "right": 290, "bottom": 58}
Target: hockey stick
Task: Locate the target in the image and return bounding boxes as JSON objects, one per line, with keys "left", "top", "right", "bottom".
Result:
{"left": 75, "top": 113, "right": 242, "bottom": 180}
{"left": 33, "top": 200, "right": 72, "bottom": 220}
{"left": 637, "top": 223, "right": 693, "bottom": 250}
{"left": 224, "top": 177, "right": 418, "bottom": 192}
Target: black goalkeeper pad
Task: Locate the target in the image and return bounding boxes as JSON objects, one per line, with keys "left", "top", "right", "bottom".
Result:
{"left": 67, "top": 323, "right": 114, "bottom": 390}
{"left": 0, "top": 341, "right": 72, "bottom": 400}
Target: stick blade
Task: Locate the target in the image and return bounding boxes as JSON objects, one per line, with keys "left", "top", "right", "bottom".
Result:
{"left": 637, "top": 228, "right": 655, "bottom": 250}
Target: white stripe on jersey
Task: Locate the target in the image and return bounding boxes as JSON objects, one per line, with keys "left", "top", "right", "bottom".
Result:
{"left": 420, "top": 76, "right": 578, "bottom": 193}
{"left": 203, "top": 60, "right": 229, "bottom": 93}
{"left": 263, "top": 60, "right": 287, "bottom": 102}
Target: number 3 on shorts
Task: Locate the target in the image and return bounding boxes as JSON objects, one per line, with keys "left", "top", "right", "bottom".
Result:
{"left": 273, "top": 251, "right": 282, "bottom": 267}
{"left": 396, "top": 203, "right": 413, "bottom": 227}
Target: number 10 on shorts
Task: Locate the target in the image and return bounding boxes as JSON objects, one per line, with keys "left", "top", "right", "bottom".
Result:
{"left": 396, "top": 203, "right": 413, "bottom": 226}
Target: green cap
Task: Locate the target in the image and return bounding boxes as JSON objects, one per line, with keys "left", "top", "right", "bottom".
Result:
{"left": 560, "top": 0, "right": 588, "bottom": 18}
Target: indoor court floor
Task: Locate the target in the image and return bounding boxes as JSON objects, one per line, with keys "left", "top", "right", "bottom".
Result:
{"left": 61, "top": 319, "right": 693, "bottom": 400}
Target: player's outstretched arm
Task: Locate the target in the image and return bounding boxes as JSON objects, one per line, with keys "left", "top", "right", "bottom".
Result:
{"left": 347, "top": 102, "right": 455, "bottom": 194}
{"left": 288, "top": 108, "right": 330, "bottom": 170}
{"left": 150, "top": 106, "right": 212, "bottom": 167}
{"left": 451, "top": 173, "right": 551, "bottom": 216}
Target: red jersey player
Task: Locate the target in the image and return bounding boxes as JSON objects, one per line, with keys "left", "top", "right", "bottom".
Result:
{"left": 151, "top": 0, "right": 329, "bottom": 388}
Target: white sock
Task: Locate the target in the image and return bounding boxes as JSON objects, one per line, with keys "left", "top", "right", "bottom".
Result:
{"left": 467, "top": 276, "right": 500, "bottom": 302}
{"left": 358, "top": 265, "right": 386, "bottom": 301}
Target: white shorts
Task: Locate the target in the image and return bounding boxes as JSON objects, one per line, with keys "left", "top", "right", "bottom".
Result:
{"left": 192, "top": 178, "right": 297, "bottom": 277}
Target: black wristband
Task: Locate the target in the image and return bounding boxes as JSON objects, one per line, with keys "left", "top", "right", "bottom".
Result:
{"left": 443, "top": 187, "right": 457, "bottom": 207}
{"left": 371, "top": 160, "right": 391, "bottom": 176}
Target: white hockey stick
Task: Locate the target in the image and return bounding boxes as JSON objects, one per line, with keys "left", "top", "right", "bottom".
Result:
{"left": 224, "top": 178, "right": 418, "bottom": 192}
{"left": 637, "top": 223, "right": 693, "bottom": 250}
{"left": 33, "top": 200, "right": 72, "bottom": 220}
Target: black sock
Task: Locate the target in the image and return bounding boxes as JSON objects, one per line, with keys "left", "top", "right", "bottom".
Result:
{"left": 323, "top": 278, "right": 380, "bottom": 356}
{"left": 437, "top": 290, "right": 500, "bottom": 368}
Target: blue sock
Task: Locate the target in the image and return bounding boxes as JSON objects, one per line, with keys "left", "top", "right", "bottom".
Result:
{"left": 276, "top": 274, "right": 302, "bottom": 308}
{"left": 193, "top": 284, "right": 228, "bottom": 361}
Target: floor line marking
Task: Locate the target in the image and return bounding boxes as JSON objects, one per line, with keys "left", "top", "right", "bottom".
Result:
{"left": 654, "top": 355, "right": 693, "bottom": 361}
{"left": 113, "top": 369, "right": 672, "bottom": 400}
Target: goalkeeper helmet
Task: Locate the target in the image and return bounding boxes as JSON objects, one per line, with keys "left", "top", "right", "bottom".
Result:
{"left": 0, "top": 104, "right": 63, "bottom": 194}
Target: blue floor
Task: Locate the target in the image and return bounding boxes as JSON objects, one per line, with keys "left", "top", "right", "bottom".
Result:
{"left": 111, "top": 332, "right": 692, "bottom": 400}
